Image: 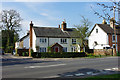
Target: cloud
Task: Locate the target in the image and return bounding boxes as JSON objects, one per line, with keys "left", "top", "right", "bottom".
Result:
{"left": 40, "top": 13, "right": 49, "bottom": 16}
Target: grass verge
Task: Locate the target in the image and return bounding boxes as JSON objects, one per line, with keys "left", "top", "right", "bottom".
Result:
{"left": 77, "top": 74, "right": 120, "bottom": 80}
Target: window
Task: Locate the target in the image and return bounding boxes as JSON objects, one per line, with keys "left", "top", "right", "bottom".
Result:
{"left": 112, "top": 35, "right": 117, "bottom": 42}
{"left": 63, "top": 47, "right": 67, "bottom": 52}
{"left": 71, "top": 46, "right": 76, "bottom": 52}
{"left": 61, "top": 38, "right": 67, "bottom": 44}
{"left": 40, "top": 47, "right": 46, "bottom": 52}
{"left": 40, "top": 38, "right": 47, "bottom": 43}
{"left": 72, "top": 39, "right": 76, "bottom": 44}
{"left": 96, "top": 29, "right": 98, "bottom": 33}
{"left": 112, "top": 44, "right": 118, "bottom": 51}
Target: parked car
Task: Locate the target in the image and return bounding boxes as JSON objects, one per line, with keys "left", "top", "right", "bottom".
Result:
{"left": 94, "top": 44, "right": 111, "bottom": 49}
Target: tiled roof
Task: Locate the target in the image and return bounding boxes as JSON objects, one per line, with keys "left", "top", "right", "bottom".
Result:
{"left": 33, "top": 26, "right": 80, "bottom": 38}
{"left": 19, "top": 33, "right": 29, "bottom": 41}
{"left": 97, "top": 24, "right": 120, "bottom": 34}
{"left": 90, "top": 24, "right": 120, "bottom": 35}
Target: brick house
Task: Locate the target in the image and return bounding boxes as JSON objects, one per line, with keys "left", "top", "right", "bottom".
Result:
{"left": 89, "top": 19, "right": 120, "bottom": 53}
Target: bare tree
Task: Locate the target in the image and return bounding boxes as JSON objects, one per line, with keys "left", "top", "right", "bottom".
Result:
{"left": 1, "top": 10, "right": 22, "bottom": 52}
{"left": 1, "top": 9, "right": 22, "bottom": 31}
{"left": 91, "top": 1, "right": 120, "bottom": 25}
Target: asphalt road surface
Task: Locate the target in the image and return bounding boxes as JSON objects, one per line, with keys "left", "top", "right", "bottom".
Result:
{"left": 1, "top": 54, "right": 120, "bottom": 79}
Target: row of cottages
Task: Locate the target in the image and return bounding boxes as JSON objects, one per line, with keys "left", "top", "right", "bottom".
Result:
{"left": 88, "top": 18, "right": 120, "bottom": 53}
{"left": 15, "top": 21, "right": 81, "bottom": 53}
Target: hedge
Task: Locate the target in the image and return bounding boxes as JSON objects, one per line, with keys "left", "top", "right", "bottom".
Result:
{"left": 31, "top": 52, "right": 87, "bottom": 58}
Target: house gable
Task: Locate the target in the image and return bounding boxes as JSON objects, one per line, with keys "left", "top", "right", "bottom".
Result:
{"left": 89, "top": 24, "right": 108, "bottom": 49}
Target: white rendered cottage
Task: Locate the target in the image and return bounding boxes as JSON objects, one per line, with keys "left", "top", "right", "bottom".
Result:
{"left": 16, "top": 21, "right": 81, "bottom": 53}
{"left": 88, "top": 19, "right": 120, "bottom": 52}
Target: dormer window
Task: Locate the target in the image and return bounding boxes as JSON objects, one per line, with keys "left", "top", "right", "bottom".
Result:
{"left": 96, "top": 29, "right": 98, "bottom": 33}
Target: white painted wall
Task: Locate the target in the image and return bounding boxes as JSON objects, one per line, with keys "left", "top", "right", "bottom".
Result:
{"left": 88, "top": 24, "right": 108, "bottom": 49}
{"left": 32, "top": 28, "right": 37, "bottom": 52}
{"left": 36, "top": 37, "right": 78, "bottom": 52}
{"left": 15, "top": 42, "right": 19, "bottom": 49}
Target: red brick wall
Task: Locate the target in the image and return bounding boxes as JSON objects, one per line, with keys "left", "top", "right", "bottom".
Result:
{"left": 117, "top": 35, "right": 120, "bottom": 52}
{"left": 108, "top": 34, "right": 120, "bottom": 53}
{"left": 108, "top": 34, "right": 112, "bottom": 47}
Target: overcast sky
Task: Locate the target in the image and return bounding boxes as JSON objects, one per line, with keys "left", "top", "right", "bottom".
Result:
{"left": 1, "top": 0, "right": 119, "bottom": 38}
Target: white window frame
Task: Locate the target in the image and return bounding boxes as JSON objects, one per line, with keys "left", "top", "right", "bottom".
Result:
{"left": 112, "top": 35, "right": 117, "bottom": 42}
{"left": 96, "top": 28, "right": 98, "bottom": 33}
{"left": 71, "top": 46, "right": 76, "bottom": 52}
{"left": 40, "top": 47, "right": 46, "bottom": 52}
{"left": 40, "top": 38, "right": 47, "bottom": 43}
{"left": 112, "top": 44, "right": 118, "bottom": 52}
{"left": 63, "top": 47, "right": 67, "bottom": 52}
{"left": 72, "top": 39, "right": 76, "bottom": 44}
{"left": 61, "top": 38, "right": 67, "bottom": 44}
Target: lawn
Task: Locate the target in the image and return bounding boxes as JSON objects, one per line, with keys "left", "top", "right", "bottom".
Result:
{"left": 77, "top": 74, "right": 120, "bottom": 80}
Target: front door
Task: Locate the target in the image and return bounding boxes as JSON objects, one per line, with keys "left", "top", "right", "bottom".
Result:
{"left": 55, "top": 47, "right": 59, "bottom": 52}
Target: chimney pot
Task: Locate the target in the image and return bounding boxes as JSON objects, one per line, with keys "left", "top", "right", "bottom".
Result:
{"left": 110, "top": 18, "right": 115, "bottom": 28}
{"left": 102, "top": 19, "right": 107, "bottom": 24}
{"left": 61, "top": 20, "right": 67, "bottom": 31}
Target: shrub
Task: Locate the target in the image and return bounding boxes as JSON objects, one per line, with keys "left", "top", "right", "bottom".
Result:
{"left": 31, "top": 52, "right": 86, "bottom": 58}
{"left": 117, "top": 52, "right": 120, "bottom": 56}
{"left": 22, "top": 52, "right": 25, "bottom": 56}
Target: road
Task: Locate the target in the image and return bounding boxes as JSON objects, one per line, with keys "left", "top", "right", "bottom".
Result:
{"left": 1, "top": 54, "right": 120, "bottom": 79}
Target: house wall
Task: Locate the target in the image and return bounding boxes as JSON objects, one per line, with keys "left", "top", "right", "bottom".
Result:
{"left": 32, "top": 28, "right": 37, "bottom": 52}
{"left": 36, "top": 37, "right": 79, "bottom": 52}
{"left": 108, "top": 34, "right": 120, "bottom": 52}
{"left": 89, "top": 24, "right": 108, "bottom": 49}
{"left": 19, "top": 41, "right": 23, "bottom": 48}
{"left": 117, "top": 35, "right": 120, "bottom": 52}
{"left": 23, "top": 36, "right": 29, "bottom": 49}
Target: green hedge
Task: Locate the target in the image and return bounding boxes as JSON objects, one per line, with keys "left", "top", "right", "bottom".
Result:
{"left": 31, "top": 52, "right": 87, "bottom": 58}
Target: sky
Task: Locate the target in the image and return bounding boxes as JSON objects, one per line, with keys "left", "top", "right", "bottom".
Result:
{"left": 1, "top": 1, "right": 120, "bottom": 38}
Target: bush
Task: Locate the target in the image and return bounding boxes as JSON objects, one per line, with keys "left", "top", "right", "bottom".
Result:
{"left": 117, "top": 52, "right": 120, "bottom": 56}
{"left": 31, "top": 52, "right": 87, "bottom": 58}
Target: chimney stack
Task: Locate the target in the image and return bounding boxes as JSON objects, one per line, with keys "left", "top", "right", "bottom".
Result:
{"left": 110, "top": 18, "right": 115, "bottom": 28}
{"left": 61, "top": 20, "right": 67, "bottom": 31}
{"left": 29, "top": 21, "right": 33, "bottom": 57}
{"left": 102, "top": 19, "right": 107, "bottom": 24}
{"left": 30, "top": 21, "right": 33, "bottom": 48}
{"left": 58, "top": 24, "right": 60, "bottom": 28}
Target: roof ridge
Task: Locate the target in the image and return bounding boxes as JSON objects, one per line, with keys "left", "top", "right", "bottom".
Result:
{"left": 33, "top": 26, "right": 58, "bottom": 29}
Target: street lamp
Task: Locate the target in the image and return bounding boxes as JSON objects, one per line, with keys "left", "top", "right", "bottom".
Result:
{"left": 113, "top": 6, "right": 117, "bottom": 56}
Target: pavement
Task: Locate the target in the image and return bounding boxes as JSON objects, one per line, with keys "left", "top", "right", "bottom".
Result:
{"left": 1, "top": 54, "right": 120, "bottom": 79}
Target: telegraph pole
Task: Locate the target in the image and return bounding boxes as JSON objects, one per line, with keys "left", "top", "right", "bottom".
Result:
{"left": 113, "top": 6, "right": 117, "bottom": 56}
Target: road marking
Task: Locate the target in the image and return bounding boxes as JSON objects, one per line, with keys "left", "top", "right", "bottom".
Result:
{"left": 104, "top": 69, "right": 112, "bottom": 70}
{"left": 75, "top": 73, "right": 85, "bottom": 76}
{"left": 24, "top": 64, "right": 66, "bottom": 68}
{"left": 91, "top": 73, "right": 100, "bottom": 75}
{"left": 86, "top": 72, "right": 93, "bottom": 75}
{"left": 65, "top": 75, "right": 74, "bottom": 77}
{"left": 42, "top": 75, "right": 60, "bottom": 78}
{"left": 112, "top": 68, "right": 118, "bottom": 70}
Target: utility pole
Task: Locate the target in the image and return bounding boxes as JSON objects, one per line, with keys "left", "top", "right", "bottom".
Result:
{"left": 113, "top": 6, "right": 117, "bottom": 56}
